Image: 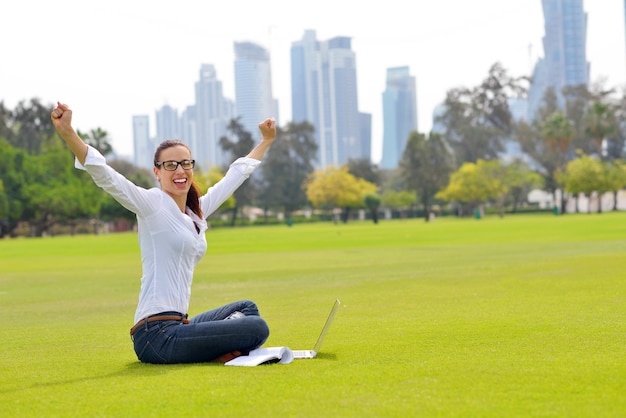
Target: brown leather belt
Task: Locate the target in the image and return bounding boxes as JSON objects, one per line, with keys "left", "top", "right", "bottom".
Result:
{"left": 130, "top": 315, "right": 190, "bottom": 336}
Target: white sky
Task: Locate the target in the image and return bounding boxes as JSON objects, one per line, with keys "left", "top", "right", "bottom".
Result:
{"left": 2, "top": 0, "right": 625, "bottom": 162}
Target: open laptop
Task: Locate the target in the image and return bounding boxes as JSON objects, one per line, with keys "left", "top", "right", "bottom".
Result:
{"left": 292, "top": 299, "right": 340, "bottom": 359}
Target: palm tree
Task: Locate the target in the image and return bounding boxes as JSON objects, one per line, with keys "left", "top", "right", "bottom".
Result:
{"left": 540, "top": 112, "right": 575, "bottom": 213}
{"left": 584, "top": 101, "right": 617, "bottom": 159}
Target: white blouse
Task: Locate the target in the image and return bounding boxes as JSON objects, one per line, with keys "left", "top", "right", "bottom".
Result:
{"left": 76, "top": 146, "right": 261, "bottom": 323}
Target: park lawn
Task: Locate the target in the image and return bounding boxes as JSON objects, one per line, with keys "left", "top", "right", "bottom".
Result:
{"left": 0, "top": 212, "right": 624, "bottom": 417}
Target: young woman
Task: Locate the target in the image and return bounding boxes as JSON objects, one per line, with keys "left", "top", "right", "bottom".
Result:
{"left": 51, "top": 102, "right": 276, "bottom": 364}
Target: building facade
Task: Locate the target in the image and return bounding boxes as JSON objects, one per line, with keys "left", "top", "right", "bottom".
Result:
{"left": 291, "top": 30, "right": 368, "bottom": 168}
{"left": 194, "top": 63, "right": 232, "bottom": 169}
{"left": 155, "top": 104, "right": 179, "bottom": 142}
{"left": 234, "top": 42, "right": 276, "bottom": 140}
{"left": 132, "top": 115, "right": 152, "bottom": 169}
{"left": 528, "top": 0, "right": 589, "bottom": 119}
{"left": 380, "top": 66, "right": 418, "bottom": 169}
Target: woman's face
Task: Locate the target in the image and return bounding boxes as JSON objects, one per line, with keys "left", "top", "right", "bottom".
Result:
{"left": 153, "top": 145, "right": 194, "bottom": 202}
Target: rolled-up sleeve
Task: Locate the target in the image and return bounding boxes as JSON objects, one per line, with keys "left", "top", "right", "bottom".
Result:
{"left": 76, "top": 145, "right": 160, "bottom": 217}
{"left": 200, "top": 157, "right": 261, "bottom": 218}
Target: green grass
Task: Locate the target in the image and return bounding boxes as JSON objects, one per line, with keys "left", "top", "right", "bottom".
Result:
{"left": 1, "top": 213, "right": 625, "bottom": 417}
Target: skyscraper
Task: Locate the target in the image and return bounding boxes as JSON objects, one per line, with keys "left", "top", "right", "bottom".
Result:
{"left": 156, "top": 104, "right": 179, "bottom": 141}
{"left": 291, "top": 30, "right": 366, "bottom": 168}
{"left": 194, "top": 63, "right": 231, "bottom": 169}
{"left": 380, "top": 66, "right": 417, "bottom": 169}
{"left": 180, "top": 105, "right": 197, "bottom": 158}
{"left": 132, "top": 115, "right": 152, "bottom": 169}
{"left": 234, "top": 42, "right": 276, "bottom": 139}
{"left": 528, "top": 0, "right": 589, "bottom": 119}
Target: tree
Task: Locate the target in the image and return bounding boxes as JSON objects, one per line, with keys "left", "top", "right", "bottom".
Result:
{"left": 303, "top": 166, "right": 377, "bottom": 223}
{"left": 436, "top": 160, "right": 507, "bottom": 217}
{"left": 0, "top": 179, "right": 8, "bottom": 236}
{"left": 478, "top": 159, "right": 511, "bottom": 217}
{"left": 606, "top": 88, "right": 626, "bottom": 161}
{"left": 517, "top": 94, "right": 576, "bottom": 215}
{"left": 561, "top": 154, "right": 605, "bottom": 213}
{"left": 219, "top": 117, "right": 256, "bottom": 226}
{"left": 584, "top": 101, "right": 617, "bottom": 159}
{"left": 363, "top": 194, "right": 381, "bottom": 224}
{"left": 540, "top": 111, "right": 576, "bottom": 213}
{"left": 0, "top": 101, "right": 12, "bottom": 143}
{"left": 380, "top": 190, "right": 417, "bottom": 218}
{"left": 0, "top": 139, "right": 30, "bottom": 237}
{"left": 347, "top": 158, "right": 380, "bottom": 185}
{"left": 541, "top": 112, "right": 576, "bottom": 155}
{"left": 561, "top": 84, "right": 594, "bottom": 155}
{"left": 436, "top": 62, "right": 528, "bottom": 166}
{"left": 10, "top": 98, "right": 56, "bottom": 154}
{"left": 503, "top": 159, "right": 544, "bottom": 213}
{"left": 399, "top": 131, "right": 454, "bottom": 221}
{"left": 24, "top": 143, "right": 102, "bottom": 236}
{"left": 604, "top": 160, "right": 626, "bottom": 211}
{"left": 79, "top": 127, "right": 114, "bottom": 157}
{"left": 258, "top": 121, "right": 317, "bottom": 221}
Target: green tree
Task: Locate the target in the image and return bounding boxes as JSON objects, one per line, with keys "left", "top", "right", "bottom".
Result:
{"left": 540, "top": 111, "right": 576, "bottom": 212}
{"left": 584, "top": 101, "right": 617, "bottom": 159}
{"left": 79, "top": 127, "right": 114, "bottom": 157}
{"left": 380, "top": 190, "right": 417, "bottom": 218}
{"left": 437, "top": 62, "right": 527, "bottom": 166}
{"left": 363, "top": 194, "right": 381, "bottom": 224}
{"left": 604, "top": 160, "right": 626, "bottom": 211}
{"left": 258, "top": 121, "right": 317, "bottom": 222}
{"left": 436, "top": 160, "right": 507, "bottom": 216}
{"left": 503, "top": 159, "right": 544, "bottom": 213}
{"left": 0, "top": 179, "right": 8, "bottom": 235}
{"left": 400, "top": 131, "right": 454, "bottom": 221}
{"left": 561, "top": 154, "right": 604, "bottom": 213}
{"left": 219, "top": 117, "right": 256, "bottom": 226}
{"left": 0, "top": 139, "right": 30, "bottom": 237}
{"left": 24, "top": 143, "right": 102, "bottom": 236}
{"left": 561, "top": 84, "right": 594, "bottom": 155}
{"left": 0, "top": 101, "right": 12, "bottom": 143}
{"left": 10, "top": 98, "right": 56, "bottom": 154}
{"left": 304, "top": 166, "right": 377, "bottom": 223}
{"left": 517, "top": 95, "right": 576, "bottom": 215}
{"left": 606, "top": 89, "right": 626, "bottom": 161}
{"left": 347, "top": 158, "right": 380, "bottom": 185}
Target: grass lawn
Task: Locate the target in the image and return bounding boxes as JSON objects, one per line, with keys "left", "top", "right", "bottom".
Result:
{"left": 0, "top": 212, "right": 625, "bottom": 417}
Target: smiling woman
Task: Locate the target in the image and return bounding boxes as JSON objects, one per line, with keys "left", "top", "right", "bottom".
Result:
{"left": 50, "top": 101, "right": 278, "bottom": 365}
{"left": 153, "top": 140, "right": 199, "bottom": 214}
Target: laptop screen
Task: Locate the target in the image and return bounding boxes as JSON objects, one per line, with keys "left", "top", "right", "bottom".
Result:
{"left": 313, "top": 299, "right": 340, "bottom": 352}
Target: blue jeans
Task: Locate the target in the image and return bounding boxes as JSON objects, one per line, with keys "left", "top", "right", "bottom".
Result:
{"left": 132, "top": 300, "right": 269, "bottom": 364}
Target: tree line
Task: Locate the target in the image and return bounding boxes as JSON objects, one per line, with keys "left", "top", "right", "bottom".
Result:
{"left": 2, "top": 62, "right": 626, "bottom": 237}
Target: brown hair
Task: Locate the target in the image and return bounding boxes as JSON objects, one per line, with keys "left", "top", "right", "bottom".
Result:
{"left": 154, "top": 140, "right": 203, "bottom": 219}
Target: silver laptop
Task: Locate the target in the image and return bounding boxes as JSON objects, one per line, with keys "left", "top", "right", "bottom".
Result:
{"left": 292, "top": 299, "right": 340, "bottom": 359}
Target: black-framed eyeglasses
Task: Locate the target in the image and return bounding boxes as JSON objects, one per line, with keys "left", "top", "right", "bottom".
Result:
{"left": 154, "top": 159, "right": 195, "bottom": 171}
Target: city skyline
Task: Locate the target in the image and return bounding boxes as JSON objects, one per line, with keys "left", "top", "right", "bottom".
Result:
{"left": 2, "top": 0, "right": 625, "bottom": 163}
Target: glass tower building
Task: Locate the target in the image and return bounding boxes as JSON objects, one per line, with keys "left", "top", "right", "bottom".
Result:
{"left": 234, "top": 42, "right": 276, "bottom": 140}
{"left": 194, "top": 63, "right": 231, "bottom": 169}
{"left": 132, "top": 115, "right": 152, "bottom": 169}
{"left": 291, "top": 30, "right": 365, "bottom": 168}
{"left": 155, "top": 104, "right": 179, "bottom": 142}
{"left": 380, "top": 66, "right": 417, "bottom": 169}
{"left": 528, "top": 0, "right": 589, "bottom": 119}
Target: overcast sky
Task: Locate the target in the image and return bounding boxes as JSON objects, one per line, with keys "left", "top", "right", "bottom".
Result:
{"left": 2, "top": 0, "right": 625, "bottom": 162}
